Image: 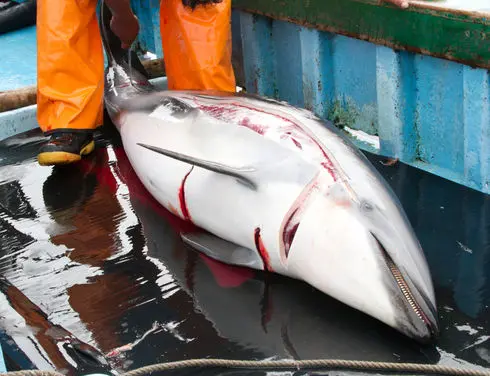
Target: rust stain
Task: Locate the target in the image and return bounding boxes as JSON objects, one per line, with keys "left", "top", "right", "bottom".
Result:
{"left": 380, "top": 157, "right": 399, "bottom": 166}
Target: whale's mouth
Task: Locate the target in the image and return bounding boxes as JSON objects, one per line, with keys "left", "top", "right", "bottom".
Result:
{"left": 371, "top": 234, "right": 439, "bottom": 342}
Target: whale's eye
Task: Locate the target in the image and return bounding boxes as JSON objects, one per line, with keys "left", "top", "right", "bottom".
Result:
{"left": 361, "top": 201, "right": 374, "bottom": 212}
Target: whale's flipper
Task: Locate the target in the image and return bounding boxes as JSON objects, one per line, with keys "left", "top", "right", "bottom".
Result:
{"left": 138, "top": 142, "right": 258, "bottom": 190}
{"left": 181, "top": 232, "right": 263, "bottom": 270}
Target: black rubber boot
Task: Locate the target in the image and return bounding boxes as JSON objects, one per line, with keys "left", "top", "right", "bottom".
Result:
{"left": 37, "top": 132, "right": 95, "bottom": 166}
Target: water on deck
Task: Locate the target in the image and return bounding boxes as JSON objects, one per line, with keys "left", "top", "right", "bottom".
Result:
{"left": 0, "top": 117, "right": 489, "bottom": 375}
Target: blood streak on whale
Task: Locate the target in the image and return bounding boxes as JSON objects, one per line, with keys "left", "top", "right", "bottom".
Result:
{"left": 283, "top": 212, "right": 300, "bottom": 256}
{"left": 197, "top": 104, "right": 268, "bottom": 135}
{"left": 191, "top": 99, "right": 339, "bottom": 264}
{"left": 239, "top": 117, "right": 267, "bottom": 135}
{"left": 194, "top": 101, "right": 338, "bottom": 181}
{"left": 291, "top": 138, "right": 302, "bottom": 150}
{"left": 117, "top": 81, "right": 150, "bottom": 88}
{"left": 254, "top": 228, "right": 273, "bottom": 272}
{"left": 178, "top": 166, "right": 194, "bottom": 221}
{"left": 279, "top": 175, "right": 320, "bottom": 262}
{"left": 195, "top": 105, "right": 238, "bottom": 124}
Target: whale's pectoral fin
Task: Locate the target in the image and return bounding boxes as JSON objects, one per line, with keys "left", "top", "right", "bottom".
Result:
{"left": 137, "top": 143, "right": 257, "bottom": 190}
{"left": 181, "top": 232, "right": 263, "bottom": 270}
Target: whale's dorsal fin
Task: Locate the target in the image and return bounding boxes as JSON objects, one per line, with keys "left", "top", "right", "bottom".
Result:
{"left": 137, "top": 143, "right": 258, "bottom": 190}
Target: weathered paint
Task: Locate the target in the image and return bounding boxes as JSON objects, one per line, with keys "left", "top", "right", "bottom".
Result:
{"left": 299, "top": 28, "right": 332, "bottom": 119}
{"left": 375, "top": 47, "right": 418, "bottom": 162}
{"left": 238, "top": 14, "right": 277, "bottom": 98}
{"left": 462, "top": 68, "right": 490, "bottom": 191}
{"left": 0, "top": 105, "right": 38, "bottom": 141}
{"left": 271, "top": 21, "right": 304, "bottom": 108}
{"left": 231, "top": 0, "right": 490, "bottom": 70}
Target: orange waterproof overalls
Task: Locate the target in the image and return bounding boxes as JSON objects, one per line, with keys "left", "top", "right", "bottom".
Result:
{"left": 36, "top": 0, "right": 236, "bottom": 134}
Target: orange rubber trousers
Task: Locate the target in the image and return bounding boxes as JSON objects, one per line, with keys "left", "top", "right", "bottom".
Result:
{"left": 36, "top": 0, "right": 236, "bottom": 134}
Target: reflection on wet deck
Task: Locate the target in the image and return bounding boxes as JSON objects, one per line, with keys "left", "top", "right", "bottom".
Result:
{"left": 0, "top": 122, "right": 489, "bottom": 375}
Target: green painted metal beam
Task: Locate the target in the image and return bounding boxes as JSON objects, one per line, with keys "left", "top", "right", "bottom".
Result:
{"left": 231, "top": 0, "right": 490, "bottom": 70}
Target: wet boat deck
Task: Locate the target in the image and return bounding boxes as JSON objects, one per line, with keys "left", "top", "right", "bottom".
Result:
{"left": 0, "top": 117, "right": 489, "bottom": 375}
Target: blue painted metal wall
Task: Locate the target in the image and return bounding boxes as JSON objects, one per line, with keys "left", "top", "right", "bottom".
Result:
{"left": 234, "top": 12, "right": 490, "bottom": 195}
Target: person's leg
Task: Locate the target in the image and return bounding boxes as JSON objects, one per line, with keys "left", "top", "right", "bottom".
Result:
{"left": 159, "top": 0, "right": 236, "bottom": 92}
{"left": 36, "top": 0, "right": 104, "bottom": 166}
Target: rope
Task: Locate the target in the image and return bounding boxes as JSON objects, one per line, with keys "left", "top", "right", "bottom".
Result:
{"left": 0, "top": 372, "right": 63, "bottom": 376}
{"left": 119, "top": 359, "right": 490, "bottom": 376}
{"left": 2, "top": 358, "right": 490, "bottom": 376}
